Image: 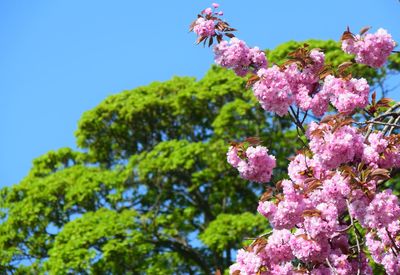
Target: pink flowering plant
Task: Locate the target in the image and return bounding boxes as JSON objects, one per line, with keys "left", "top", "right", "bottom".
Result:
{"left": 191, "top": 4, "right": 400, "bottom": 275}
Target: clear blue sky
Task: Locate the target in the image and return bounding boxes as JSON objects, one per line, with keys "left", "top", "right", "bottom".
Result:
{"left": 1, "top": 0, "right": 399, "bottom": 187}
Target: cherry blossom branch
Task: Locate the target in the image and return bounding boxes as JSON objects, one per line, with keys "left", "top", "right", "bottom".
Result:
{"left": 288, "top": 107, "right": 306, "bottom": 134}
{"left": 191, "top": 6, "right": 399, "bottom": 274}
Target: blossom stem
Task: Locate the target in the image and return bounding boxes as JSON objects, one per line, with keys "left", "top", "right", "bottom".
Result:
{"left": 346, "top": 199, "right": 362, "bottom": 275}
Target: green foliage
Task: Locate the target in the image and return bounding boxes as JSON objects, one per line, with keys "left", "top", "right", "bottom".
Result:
{"left": 200, "top": 212, "right": 268, "bottom": 252}
{"left": 1, "top": 39, "right": 399, "bottom": 274}
{"left": 47, "top": 208, "right": 151, "bottom": 274}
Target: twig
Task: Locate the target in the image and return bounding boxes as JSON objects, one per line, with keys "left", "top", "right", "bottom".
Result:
{"left": 326, "top": 258, "right": 338, "bottom": 275}
{"left": 289, "top": 106, "right": 306, "bottom": 135}
{"left": 366, "top": 103, "right": 400, "bottom": 138}
{"left": 386, "top": 227, "right": 400, "bottom": 255}
{"left": 336, "top": 223, "right": 353, "bottom": 233}
{"left": 388, "top": 115, "right": 400, "bottom": 136}
{"left": 356, "top": 120, "right": 400, "bottom": 128}
{"left": 300, "top": 110, "right": 308, "bottom": 125}
{"left": 346, "top": 199, "right": 361, "bottom": 275}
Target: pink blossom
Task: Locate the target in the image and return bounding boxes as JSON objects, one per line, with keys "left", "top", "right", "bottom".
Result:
{"left": 365, "top": 232, "right": 385, "bottom": 262}
{"left": 202, "top": 7, "right": 213, "bottom": 15}
{"left": 253, "top": 66, "right": 293, "bottom": 116}
{"left": 288, "top": 153, "right": 314, "bottom": 185}
{"left": 289, "top": 231, "right": 330, "bottom": 262}
{"left": 342, "top": 28, "right": 396, "bottom": 68}
{"left": 284, "top": 50, "right": 327, "bottom": 117}
{"left": 310, "top": 89, "right": 331, "bottom": 117}
{"left": 328, "top": 250, "right": 353, "bottom": 275}
{"left": 212, "top": 3, "right": 219, "bottom": 8}
{"left": 264, "top": 229, "right": 294, "bottom": 264}
{"left": 302, "top": 203, "right": 339, "bottom": 239}
{"left": 268, "top": 262, "right": 294, "bottom": 274}
{"left": 382, "top": 254, "right": 400, "bottom": 275}
{"left": 214, "top": 38, "right": 267, "bottom": 76}
{"left": 193, "top": 18, "right": 215, "bottom": 37}
{"left": 307, "top": 174, "right": 356, "bottom": 215}
{"left": 362, "top": 132, "right": 389, "bottom": 167}
{"left": 258, "top": 196, "right": 305, "bottom": 229}
{"left": 227, "top": 145, "right": 276, "bottom": 183}
{"left": 308, "top": 122, "right": 364, "bottom": 169}
{"left": 321, "top": 75, "right": 370, "bottom": 114}
{"left": 364, "top": 190, "right": 400, "bottom": 229}
{"left": 229, "top": 249, "right": 267, "bottom": 275}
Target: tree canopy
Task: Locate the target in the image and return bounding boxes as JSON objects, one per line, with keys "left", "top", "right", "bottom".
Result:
{"left": 1, "top": 39, "right": 399, "bottom": 274}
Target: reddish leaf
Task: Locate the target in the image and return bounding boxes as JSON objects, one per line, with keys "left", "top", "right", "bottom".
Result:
{"left": 260, "top": 189, "right": 273, "bottom": 202}
{"left": 359, "top": 26, "right": 371, "bottom": 36}
{"left": 302, "top": 209, "right": 322, "bottom": 217}
{"left": 246, "top": 74, "right": 260, "bottom": 88}
{"left": 338, "top": 61, "right": 353, "bottom": 74}
{"left": 341, "top": 30, "right": 354, "bottom": 41}
{"left": 208, "top": 36, "right": 214, "bottom": 47}
{"left": 196, "top": 35, "right": 207, "bottom": 44}
{"left": 371, "top": 91, "right": 377, "bottom": 105}
{"left": 245, "top": 136, "right": 261, "bottom": 145}
{"left": 376, "top": 97, "right": 394, "bottom": 108}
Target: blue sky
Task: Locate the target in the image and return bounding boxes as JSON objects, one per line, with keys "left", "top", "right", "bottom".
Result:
{"left": 1, "top": 0, "right": 400, "bottom": 187}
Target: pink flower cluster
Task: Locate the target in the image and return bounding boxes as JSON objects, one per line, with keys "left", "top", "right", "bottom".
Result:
{"left": 227, "top": 145, "right": 276, "bottom": 183}
{"left": 366, "top": 221, "right": 400, "bottom": 273}
{"left": 307, "top": 122, "right": 364, "bottom": 169}
{"left": 192, "top": 3, "right": 223, "bottom": 38}
{"left": 321, "top": 75, "right": 370, "bottom": 114}
{"left": 363, "top": 132, "right": 400, "bottom": 169}
{"left": 193, "top": 18, "right": 215, "bottom": 37}
{"left": 246, "top": 164, "right": 379, "bottom": 274}
{"left": 251, "top": 50, "right": 328, "bottom": 117}
{"left": 351, "top": 189, "right": 400, "bottom": 229}
{"left": 251, "top": 50, "right": 370, "bottom": 117}
{"left": 342, "top": 28, "right": 396, "bottom": 68}
{"left": 229, "top": 121, "right": 400, "bottom": 274}
{"left": 252, "top": 66, "right": 292, "bottom": 116}
{"left": 214, "top": 38, "right": 267, "bottom": 76}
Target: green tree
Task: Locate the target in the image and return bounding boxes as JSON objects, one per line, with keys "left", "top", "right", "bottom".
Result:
{"left": 1, "top": 40, "right": 398, "bottom": 274}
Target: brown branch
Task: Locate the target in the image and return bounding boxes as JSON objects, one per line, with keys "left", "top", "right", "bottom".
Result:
{"left": 346, "top": 199, "right": 361, "bottom": 275}
{"left": 365, "top": 103, "right": 400, "bottom": 138}
{"left": 356, "top": 120, "right": 400, "bottom": 128}
{"left": 326, "top": 258, "right": 338, "bottom": 275}
{"left": 388, "top": 115, "right": 400, "bottom": 136}
{"left": 386, "top": 227, "right": 400, "bottom": 255}
{"left": 289, "top": 106, "right": 306, "bottom": 135}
